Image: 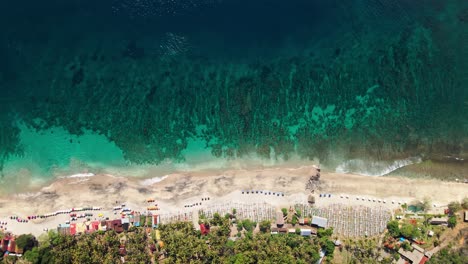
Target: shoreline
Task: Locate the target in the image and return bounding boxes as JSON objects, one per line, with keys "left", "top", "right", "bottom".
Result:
{"left": 1, "top": 165, "right": 466, "bottom": 236}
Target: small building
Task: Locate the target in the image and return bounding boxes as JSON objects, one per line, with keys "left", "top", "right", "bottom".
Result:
{"left": 300, "top": 229, "right": 312, "bottom": 236}
{"left": 288, "top": 229, "right": 296, "bottom": 234}
{"left": 270, "top": 227, "right": 279, "bottom": 235}
{"left": 1, "top": 237, "right": 10, "bottom": 250}
{"left": 91, "top": 221, "right": 99, "bottom": 232}
{"left": 334, "top": 240, "right": 342, "bottom": 246}
{"left": 119, "top": 245, "right": 127, "bottom": 256}
{"left": 464, "top": 211, "right": 468, "bottom": 222}
{"left": 411, "top": 243, "right": 424, "bottom": 253}
{"left": 398, "top": 248, "right": 424, "bottom": 264}
{"left": 7, "top": 238, "right": 16, "bottom": 253}
{"left": 276, "top": 212, "right": 284, "bottom": 228}
{"left": 70, "top": 223, "right": 77, "bottom": 235}
{"left": 152, "top": 215, "right": 160, "bottom": 228}
{"left": 278, "top": 228, "right": 288, "bottom": 234}
{"left": 107, "top": 219, "right": 124, "bottom": 233}
{"left": 299, "top": 218, "right": 310, "bottom": 225}
{"left": 311, "top": 216, "right": 328, "bottom": 228}
{"left": 57, "top": 224, "right": 71, "bottom": 235}
{"left": 121, "top": 218, "right": 130, "bottom": 231}
{"left": 429, "top": 217, "right": 448, "bottom": 225}
{"left": 100, "top": 220, "right": 107, "bottom": 231}
{"left": 76, "top": 222, "right": 86, "bottom": 234}
{"left": 427, "top": 230, "right": 434, "bottom": 237}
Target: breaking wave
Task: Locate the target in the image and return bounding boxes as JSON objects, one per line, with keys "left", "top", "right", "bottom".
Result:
{"left": 335, "top": 157, "right": 422, "bottom": 176}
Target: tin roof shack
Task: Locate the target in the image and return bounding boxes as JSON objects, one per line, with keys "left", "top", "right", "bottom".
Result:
{"left": 152, "top": 215, "right": 160, "bottom": 228}
{"left": 276, "top": 212, "right": 285, "bottom": 228}
{"left": 429, "top": 217, "right": 448, "bottom": 225}
{"left": 398, "top": 248, "right": 424, "bottom": 264}
{"left": 311, "top": 216, "right": 328, "bottom": 228}
{"left": 57, "top": 224, "right": 71, "bottom": 235}
{"left": 300, "top": 229, "right": 312, "bottom": 237}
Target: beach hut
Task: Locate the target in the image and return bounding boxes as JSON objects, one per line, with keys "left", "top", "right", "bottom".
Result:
{"left": 91, "top": 221, "right": 99, "bottom": 232}
{"left": 429, "top": 217, "right": 448, "bottom": 225}
{"left": 300, "top": 229, "right": 312, "bottom": 236}
{"left": 121, "top": 218, "right": 130, "bottom": 231}
{"left": 1, "top": 237, "right": 10, "bottom": 250}
{"left": 100, "top": 220, "right": 107, "bottom": 231}
{"left": 311, "top": 216, "right": 328, "bottom": 228}
{"left": 70, "top": 223, "right": 77, "bottom": 235}
{"left": 107, "top": 219, "right": 124, "bottom": 233}
{"left": 7, "top": 238, "right": 16, "bottom": 253}
{"left": 152, "top": 215, "right": 160, "bottom": 228}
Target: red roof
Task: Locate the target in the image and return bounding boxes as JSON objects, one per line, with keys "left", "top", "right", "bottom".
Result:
{"left": 91, "top": 221, "right": 99, "bottom": 231}
{"left": 1, "top": 238, "right": 9, "bottom": 250}
{"left": 7, "top": 239, "right": 16, "bottom": 252}
{"left": 70, "top": 223, "right": 77, "bottom": 235}
{"left": 200, "top": 224, "right": 210, "bottom": 235}
{"left": 419, "top": 256, "right": 429, "bottom": 264}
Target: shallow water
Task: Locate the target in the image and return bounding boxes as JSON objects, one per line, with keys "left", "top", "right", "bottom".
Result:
{"left": 0, "top": 1, "right": 467, "bottom": 189}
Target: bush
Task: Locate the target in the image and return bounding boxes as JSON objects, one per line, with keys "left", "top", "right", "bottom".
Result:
{"left": 259, "top": 220, "right": 271, "bottom": 233}
{"left": 291, "top": 217, "right": 298, "bottom": 226}
{"left": 461, "top": 198, "right": 468, "bottom": 210}
{"left": 16, "top": 234, "right": 36, "bottom": 252}
{"left": 400, "top": 223, "right": 415, "bottom": 238}
{"left": 448, "top": 201, "right": 461, "bottom": 214}
{"left": 448, "top": 216, "right": 457, "bottom": 228}
{"left": 295, "top": 228, "right": 301, "bottom": 235}
{"left": 317, "top": 228, "right": 333, "bottom": 238}
{"left": 387, "top": 220, "right": 400, "bottom": 237}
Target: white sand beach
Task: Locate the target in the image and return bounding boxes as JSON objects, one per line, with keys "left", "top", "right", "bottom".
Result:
{"left": 0, "top": 165, "right": 466, "bottom": 236}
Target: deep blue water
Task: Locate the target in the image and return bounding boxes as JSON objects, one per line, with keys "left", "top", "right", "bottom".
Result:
{"left": 0, "top": 0, "right": 467, "bottom": 185}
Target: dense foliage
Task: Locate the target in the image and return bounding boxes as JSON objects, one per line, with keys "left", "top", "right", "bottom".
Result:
{"left": 159, "top": 221, "right": 323, "bottom": 264}
{"left": 427, "top": 248, "right": 468, "bottom": 264}
{"left": 13, "top": 229, "right": 150, "bottom": 264}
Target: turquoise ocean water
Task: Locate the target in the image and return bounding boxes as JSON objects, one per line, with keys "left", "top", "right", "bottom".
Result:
{"left": 0, "top": 0, "right": 467, "bottom": 191}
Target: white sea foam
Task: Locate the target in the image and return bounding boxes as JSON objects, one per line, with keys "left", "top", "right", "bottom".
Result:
{"left": 336, "top": 157, "right": 422, "bottom": 176}
{"left": 140, "top": 175, "right": 169, "bottom": 186}
{"left": 64, "top": 173, "right": 95, "bottom": 178}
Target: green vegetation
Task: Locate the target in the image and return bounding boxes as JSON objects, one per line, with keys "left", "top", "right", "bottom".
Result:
{"left": 160, "top": 221, "right": 322, "bottom": 263}
{"left": 2, "top": 229, "right": 151, "bottom": 264}
{"left": 386, "top": 220, "right": 400, "bottom": 237}
{"left": 258, "top": 220, "right": 271, "bottom": 233}
{"left": 342, "top": 237, "right": 392, "bottom": 264}
{"left": 462, "top": 197, "right": 468, "bottom": 210}
{"left": 448, "top": 216, "right": 457, "bottom": 228}
{"left": 448, "top": 201, "right": 462, "bottom": 214}
{"left": 427, "top": 248, "right": 468, "bottom": 264}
